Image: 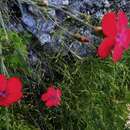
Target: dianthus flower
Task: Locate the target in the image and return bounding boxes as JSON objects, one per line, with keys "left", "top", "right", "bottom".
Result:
{"left": 98, "top": 11, "right": 130, "bottom": 62}
{"left": 41, "top": 85, "right": 62, "bottom": 108}
{"left": 0, "top": 74, "right": 23, "bottom": 107}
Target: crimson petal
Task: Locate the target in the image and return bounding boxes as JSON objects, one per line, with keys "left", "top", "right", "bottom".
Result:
{"left": 56, "top": 88, "right": 62, "bottom": 98}
{"left": 45, "top": 100, "right": 55, "bottom": 107}
{"left": 47, "top": 87, "right": 57, "bottom": 96}
{"left": 112, "top": 44, "right": 124, "bottom": 63}
{"left": 117, "top": 11, "right": 128, "bottom": 28}
{"left": 0, "top": 74, "right": 7, "bottom": 91}
{"left": 98, "top": 37, "right": 115, "bottom": 59}
{"left": 46, "top": 98, "right": 60, "bottom": 107}
{"left": 6, "top": 77, "right": 22, "bottom": 94}
{"left": 102, "top": 12, "right": 117, "bottom": 37}
{"left": 0, "top": 100, "right": 9, "bottom": 107}
{"left": 41, "top": 93, "right": 49, "bottom": 102}
{"left": 1, "top": 92, "right": 22, "bottom": 107}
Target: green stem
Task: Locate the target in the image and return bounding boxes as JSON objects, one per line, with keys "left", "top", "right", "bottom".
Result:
{"left": 5, "top": 107, "right": 10, "bottom": 130}
{"left": 0, "top": 11, "right": 8, "bottom": 41}
{"left": 0, "top": 44, "right": 9, "bottom": 76}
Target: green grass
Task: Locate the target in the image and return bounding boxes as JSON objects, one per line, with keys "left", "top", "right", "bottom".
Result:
{"left": 0, "top": 29, "right": 130, "bottom": 129}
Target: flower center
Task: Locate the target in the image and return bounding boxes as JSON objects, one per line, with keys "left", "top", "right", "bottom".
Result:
{"left": 49, "top": 95, "right": 57, "bottom": 100}
{"left": 0, "top": 91, "right": 7, "bottom": 98}
{"left": 116, "top": 32, "right": 126, "bottom": 45}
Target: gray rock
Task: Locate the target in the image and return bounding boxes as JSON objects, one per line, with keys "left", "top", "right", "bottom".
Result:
{"left": 39, "top": 33, "right": 51, "bottom": 45}
{"left": 48, "top": 0, "right": 69, "bottom": 6}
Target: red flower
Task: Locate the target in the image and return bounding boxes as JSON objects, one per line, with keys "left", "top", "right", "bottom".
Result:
{"left": 41, "top": 85, "right": 62, "bottom": 108}
{"left": 98, "top": 11, "right": 130, "bottom": 62}
{"left": 0, "top": 74, "right": 23, "bottom": 107}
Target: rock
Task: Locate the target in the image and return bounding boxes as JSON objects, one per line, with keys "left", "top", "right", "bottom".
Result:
{"left": 69, "top": 0, "right": 110, "bottom": 19}
{"left": 28, "top": 50, "right": 38, "bottom": 65}
{"left": 11, "top": 1, "right": 96, "bottom": 57}
{"left": 22, "top": 15, "right": 36, "bottom": 31}
{"left": 48, "top": 0, "right": 69, "bottom": 6}
{"left": 39, "top": 33, "right": 52, "bottom": 45}
{"left": 6, "top": 23, "right": 24, "bottom": 32}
